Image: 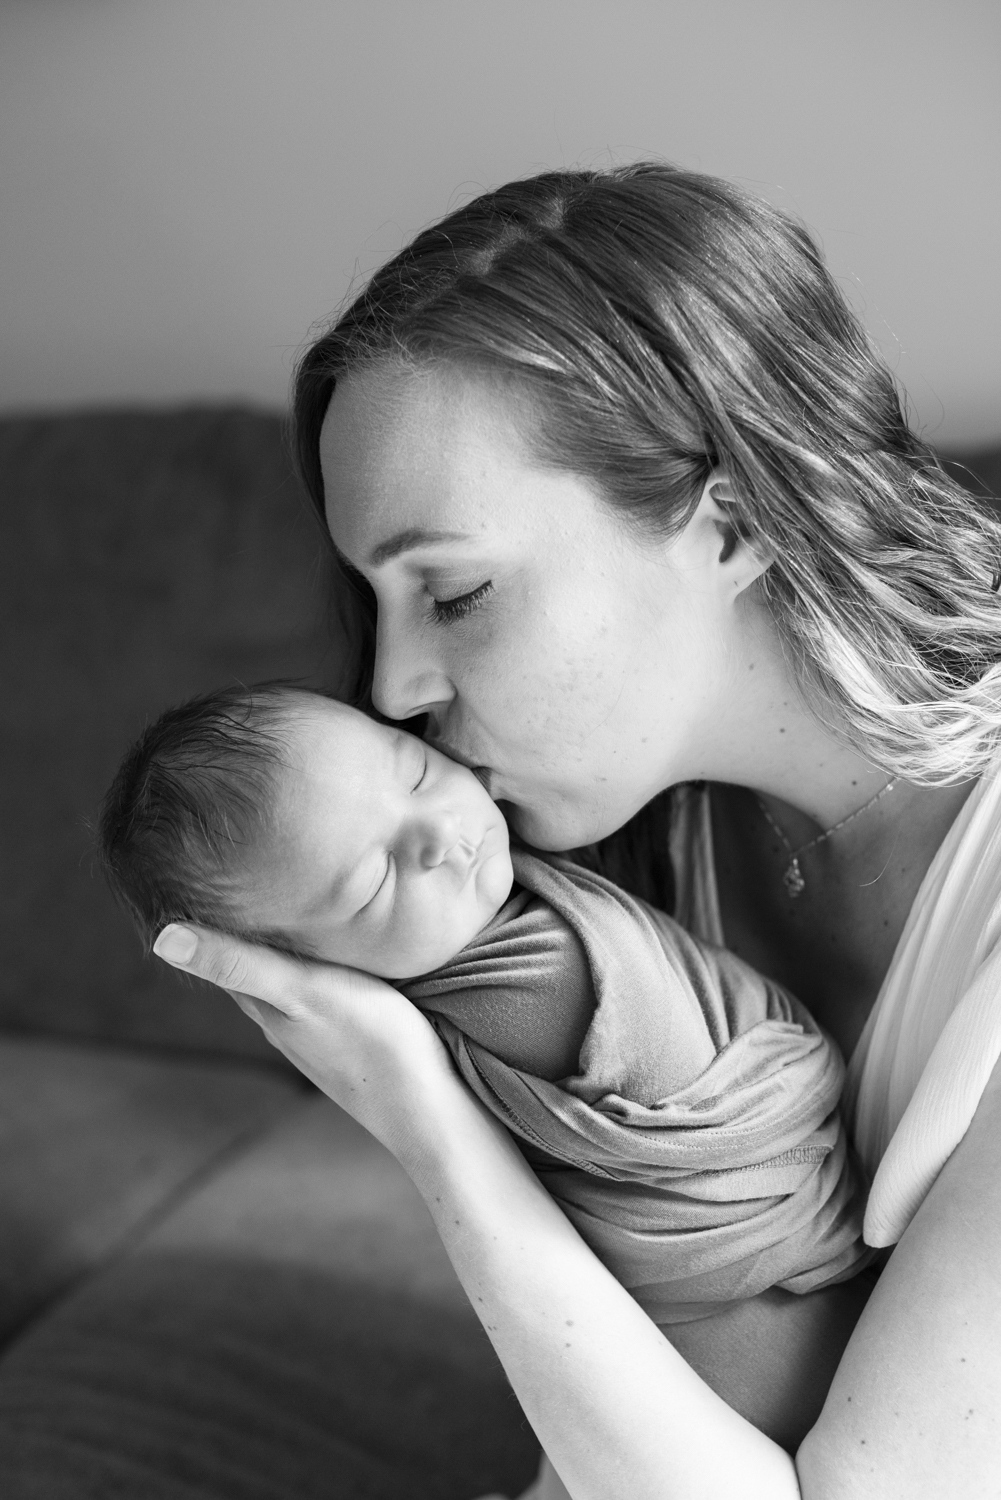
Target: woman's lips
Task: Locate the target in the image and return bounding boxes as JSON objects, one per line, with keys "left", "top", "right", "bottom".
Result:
{"left": 426, "top": 738, "right": 496, "bottom": 796}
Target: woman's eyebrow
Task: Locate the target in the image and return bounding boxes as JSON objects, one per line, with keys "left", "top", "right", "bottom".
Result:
{"left": 367, "top": 527, "right": 471, "bottom": 567}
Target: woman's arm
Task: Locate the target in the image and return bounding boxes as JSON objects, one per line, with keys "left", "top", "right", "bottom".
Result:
{"left": 155, "top": 922, "right": 797, "bottom": 1499}
{"left": 155, "top": 923, "right": 1001, "bottom": 1498}
{"left": 391, "top": 1046, "right": 799, "bottom": 1500}
{"left": 797, "top": 1052, "right": 1001, "bottom": 1497}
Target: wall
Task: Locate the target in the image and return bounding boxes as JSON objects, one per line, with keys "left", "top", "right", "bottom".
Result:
{"left": 1, "top": 0, "right": 998, "bottom": 445}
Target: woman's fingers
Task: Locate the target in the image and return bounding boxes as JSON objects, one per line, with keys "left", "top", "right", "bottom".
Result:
{"left": 230, "top": 991, "right": 277, "bottom": 1031}
{"left": 151, "top": 922, "right": 427, "bottom": 1052}
{"left": 151, "top": 921, "right": 459, "bottom": 1154}
{"left": 152, "top": 922, "right": 308, "bottom": 1016}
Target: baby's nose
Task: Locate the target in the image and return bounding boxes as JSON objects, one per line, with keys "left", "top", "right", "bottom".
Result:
{"left": 413, "top": 812, "right": 460, "bottom": 868}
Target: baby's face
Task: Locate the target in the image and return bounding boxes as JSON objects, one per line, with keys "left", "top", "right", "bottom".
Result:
{"left": 238, "top": 698, "right": 514, "bottom": 978}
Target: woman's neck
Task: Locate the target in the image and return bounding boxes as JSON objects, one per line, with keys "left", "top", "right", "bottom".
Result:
{"left": 681, "top": 601, "right": 901, "bottom": 833}
{"left": 691, "top": 606, "right": 979, "bottom": 1047}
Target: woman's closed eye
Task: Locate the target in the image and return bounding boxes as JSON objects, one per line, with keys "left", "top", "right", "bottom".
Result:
{"left": 429, "top": 580, "right": 493, "bottom": 624}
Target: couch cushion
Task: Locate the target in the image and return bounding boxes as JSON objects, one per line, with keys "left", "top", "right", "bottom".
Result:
{"left": 0, "top": 1034, "right": 304, "bottom": 1345}
{"left": 0, "top": 408, "right": 343, "bottom": 1059}
{"left": 0, "top": 1092, "right": 540, "bottom": 1499}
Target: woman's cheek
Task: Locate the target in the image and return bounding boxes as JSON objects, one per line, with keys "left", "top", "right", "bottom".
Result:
{"left": 522, "top": 645, "right": 622, "bottom": 759}
{"left": 444, "top": 608, "right": 535, "bottom": 721}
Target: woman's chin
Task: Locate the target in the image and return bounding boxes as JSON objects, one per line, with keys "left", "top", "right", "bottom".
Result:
{"left": 501, "top": 797, "right": 607, "bottom": 853}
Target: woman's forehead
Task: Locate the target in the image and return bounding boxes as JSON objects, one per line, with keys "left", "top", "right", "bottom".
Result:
{"left": 319, "top": 364, "right": 546, "bottom": 557}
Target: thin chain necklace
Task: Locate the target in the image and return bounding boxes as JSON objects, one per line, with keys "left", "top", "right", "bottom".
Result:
{"left": 757, "top": 778, "right": 897, "bottom": 898}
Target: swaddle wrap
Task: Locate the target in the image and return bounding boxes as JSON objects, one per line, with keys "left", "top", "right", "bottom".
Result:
{"left": 405, "top": 850, "right": 869, "bottom": 1324}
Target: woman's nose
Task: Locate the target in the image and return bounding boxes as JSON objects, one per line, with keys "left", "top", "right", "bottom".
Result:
{"left": 370, "top": 612, "right": 454, "bottom": 723}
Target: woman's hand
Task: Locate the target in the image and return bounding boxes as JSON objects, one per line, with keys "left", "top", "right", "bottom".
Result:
{"left": 152, "top": 923, "right": 459, "bottom": 1161}
{"left": 153, "top": 920, "right": 801, "bottom": 1500}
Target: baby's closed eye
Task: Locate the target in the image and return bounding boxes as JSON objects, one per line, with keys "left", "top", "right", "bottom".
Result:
{"left": 353, "top": 855, "right": 394, "bottom": 916}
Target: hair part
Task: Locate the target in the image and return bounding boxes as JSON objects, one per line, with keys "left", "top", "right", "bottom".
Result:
{"left": 99, "top": 682, "right": 317, "bottom": 952}
{"left": 293, "top": 162, "right": 1001, "bottom": 790}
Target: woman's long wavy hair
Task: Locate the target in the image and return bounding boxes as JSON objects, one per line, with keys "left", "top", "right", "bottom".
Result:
{"left": 291, "top": 163, "right": 1001, "bottom": 896}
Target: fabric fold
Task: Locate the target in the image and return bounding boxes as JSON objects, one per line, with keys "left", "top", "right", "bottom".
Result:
{"left": 406, "top": 850, "right": 869, "bottom": 1324}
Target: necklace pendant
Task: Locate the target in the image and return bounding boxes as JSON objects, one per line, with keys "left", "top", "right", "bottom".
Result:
{"left": 783, "top": 857, "right": 806, "bottom": 898}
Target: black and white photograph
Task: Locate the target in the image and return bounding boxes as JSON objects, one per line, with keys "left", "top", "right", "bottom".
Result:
{"left": 1, "top": 2, "right": 999, "bottom": 1495}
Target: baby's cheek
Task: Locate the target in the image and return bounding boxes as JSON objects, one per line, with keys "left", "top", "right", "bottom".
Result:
{"left": 381, "top": 897, "right": 447, "bottom": 976}
{"left": 418, "top": 890, "right": 482, "bottom": 974}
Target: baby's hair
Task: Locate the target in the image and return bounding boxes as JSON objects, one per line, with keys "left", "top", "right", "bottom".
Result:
{"left": 99, "top": 682, "right": 321, "bottom": 957}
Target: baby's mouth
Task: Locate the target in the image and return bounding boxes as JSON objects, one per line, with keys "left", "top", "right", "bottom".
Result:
{"left": 454, "top": 834, "right": 484, "bottom": 881}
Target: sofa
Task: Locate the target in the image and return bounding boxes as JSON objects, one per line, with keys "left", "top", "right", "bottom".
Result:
{"left": 0, "top": 409, "right": 540, "bottom": 1499}
{"left": 1, "top": 408, "right": 997, "bottom": 1497}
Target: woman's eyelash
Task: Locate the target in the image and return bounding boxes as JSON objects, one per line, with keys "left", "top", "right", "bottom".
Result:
{"left": 429, "top": 580, "right": 493, "bottom": 624}
{"left": 413, "top": 750, "right": 428, "bottom": 791}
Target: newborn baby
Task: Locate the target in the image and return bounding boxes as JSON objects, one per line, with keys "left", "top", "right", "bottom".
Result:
{"left": 101, "top": 683, "right": 870, "bottom": 1326}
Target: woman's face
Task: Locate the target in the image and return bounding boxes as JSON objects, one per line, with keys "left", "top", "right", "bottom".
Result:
{"left": 320, "top": 363, "right": 755, "bottom": 850}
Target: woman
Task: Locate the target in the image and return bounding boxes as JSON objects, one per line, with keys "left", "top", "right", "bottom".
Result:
{"left": 153, "top": 165, "right": 1001, "bottom": 1495}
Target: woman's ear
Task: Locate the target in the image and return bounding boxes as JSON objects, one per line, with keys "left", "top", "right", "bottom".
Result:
{"left": 701, "top": 472, "right": 773, "bottom": 594}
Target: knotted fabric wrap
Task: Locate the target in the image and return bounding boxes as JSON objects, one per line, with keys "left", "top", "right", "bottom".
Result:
{"left": 405, "top": 851, "right": 869, "bottom": 1325}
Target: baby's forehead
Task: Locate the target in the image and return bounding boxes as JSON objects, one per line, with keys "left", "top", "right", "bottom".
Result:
{"left": 282, "top": 698, "right": 403, "bottom": 788}
{"left": 263, "top": 698, "right": 402, "bottom": 863}
{"left": 294, "top": 698, "right": 397, "bottom": 752}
